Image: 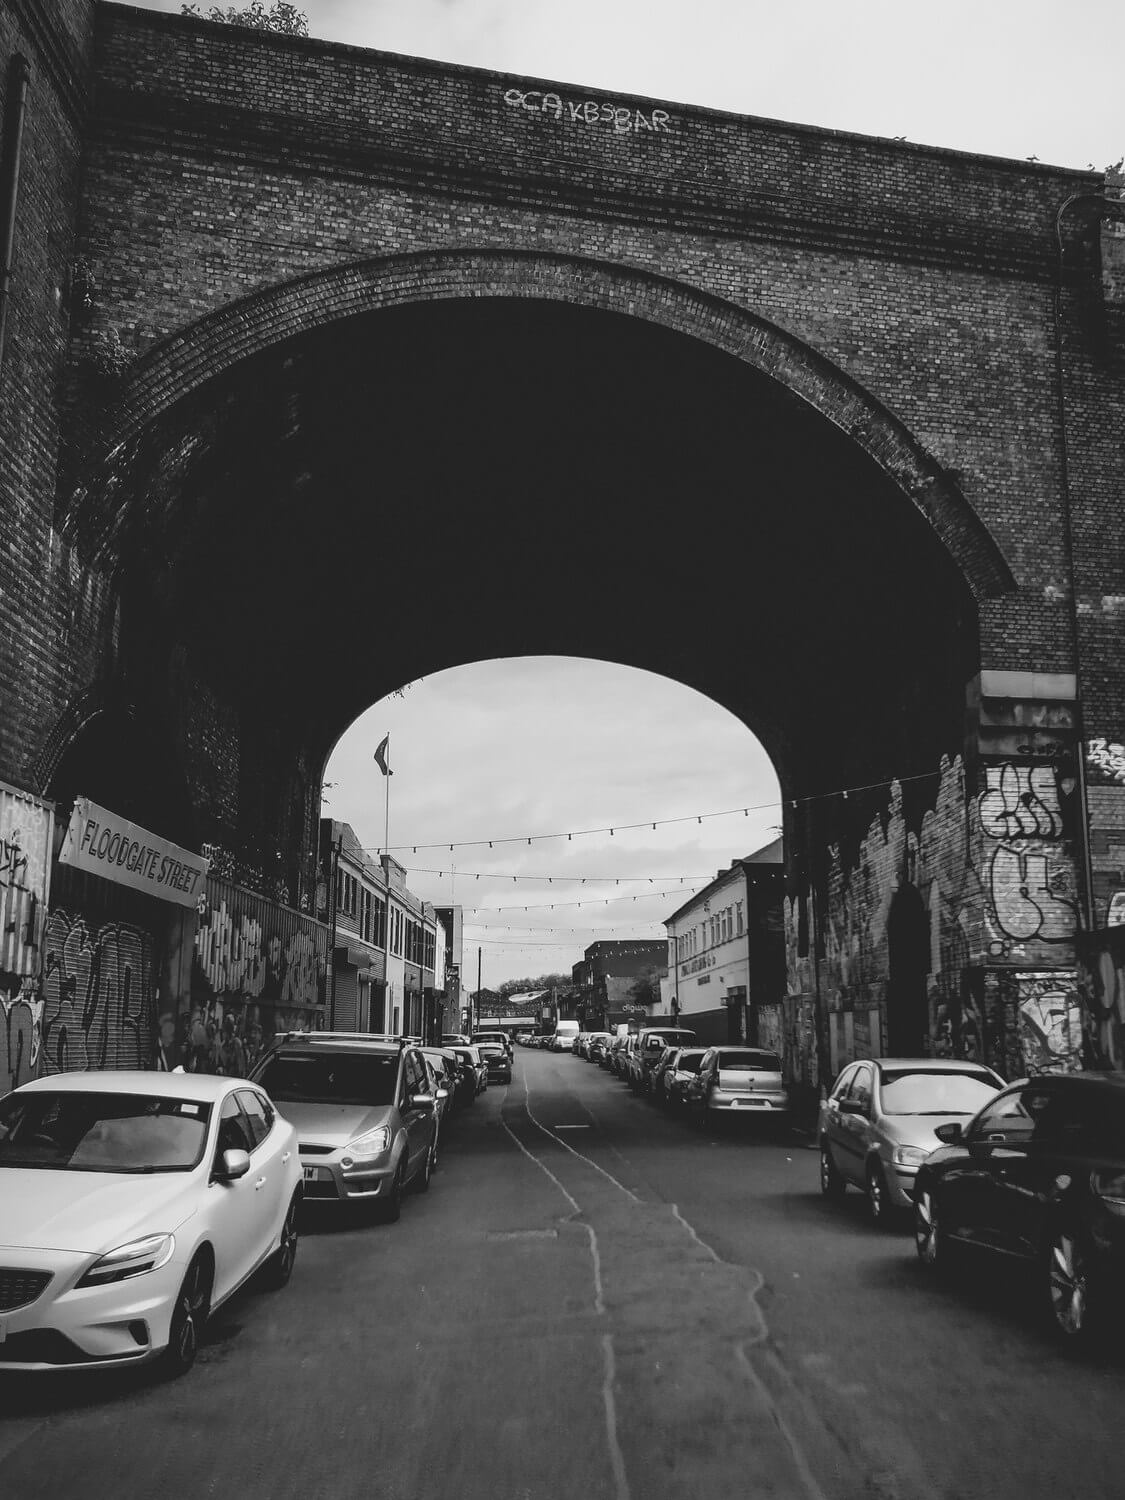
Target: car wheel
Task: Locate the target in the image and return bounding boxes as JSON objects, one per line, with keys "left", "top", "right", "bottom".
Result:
{"left": 162, "top": 1254, "right": 212, "bottom": 1378}
{"left": 416, "top": 1139, "right": 435, "bottom": 1194}
{"left": 1044, "top": 1224, "right": 1099, "bottom": 1345}
{"left": 866, "top": 1160, "right": 891, "bottom": 1227}
{"left": 375, "top": 1158, "right": 405, "bottom": 1224}
{"left": 819, "top": 1142, "right": 847, "bottom": 1199}
{"left": 261, "top": 1191, "right": 300, "bottom": 1290}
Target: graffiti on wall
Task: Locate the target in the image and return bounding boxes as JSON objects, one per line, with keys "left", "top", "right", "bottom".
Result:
{"left": 38, "top": 907, "right": 157, "bottom": 1074}
{"left": 1, "top": 991, "right": 41, "bottom": 1094}
{"left": 1087, "top": 738, "right": 1125, "bottom": 785}
{"left": 786, "top": 750, "right": 1080, "bottom": 1078}
{"left": 183, "top": 879, "right": 328, "bottom": 1072}
{"left": 977, "top": 764, "right": 1077, "bottom": 955}
{"left": 0, "top": 782, "right": 54, "bottom": 993}
{"left": 1016, "top": 972, "right": 1083, "bottom": 1075}
{"left": 1078, "top": 927, "right": 1125, "bottom": 1069}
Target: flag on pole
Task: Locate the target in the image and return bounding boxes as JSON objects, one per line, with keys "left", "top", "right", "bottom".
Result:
{"left": 375, "top": 734, "right": 393, "bottom": 777}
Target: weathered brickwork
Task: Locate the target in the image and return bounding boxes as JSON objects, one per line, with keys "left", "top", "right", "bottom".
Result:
{"left": 0, "top": 4, "right": 1122, "bottom": 1084}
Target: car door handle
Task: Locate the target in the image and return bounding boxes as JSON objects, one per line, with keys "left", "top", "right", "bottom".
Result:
{"left": 281, "top": 1152, "right": 291, "bottom": 1164}
{"left": 254, "top": 1176, "right": 267, "bottom": 1190}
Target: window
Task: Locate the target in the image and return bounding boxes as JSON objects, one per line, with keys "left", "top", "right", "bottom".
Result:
{"left": 360, "top": 888, "right": 373, "bottom": 943}
{"left": 846, "top": 1064, "right": 874, "bottom": 1115}
{"left": 373, "top": 895, "right": 386, "bottom": 949}
{"left": 971, "top": 1085, "right": 1044, "bottom": 1145}
{"left": 424, "top": 929, "right": 435, "bottom": 970}
{"left": 217, "top": 1093, "right": 255, "bottom": 1156}
{"left": 336, "top": 870, "right": 358, "bottom": 918}
{"left": 830, "top": 1065, "right": 857, "bottom": 1101}
{"left": 736, "top": 902, "right": 744, "bottom": 936}
{"left": 237, "top": 1090, "right": 272, "bottom": 1149}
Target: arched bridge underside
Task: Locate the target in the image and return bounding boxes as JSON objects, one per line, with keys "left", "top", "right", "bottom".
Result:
{"left": 57, "top": 269, "right": 985, "bottom": 862}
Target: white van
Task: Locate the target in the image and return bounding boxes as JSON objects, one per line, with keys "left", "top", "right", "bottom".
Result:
{"left": 551, "top": 1020, "right": 580, "bottom": 1052}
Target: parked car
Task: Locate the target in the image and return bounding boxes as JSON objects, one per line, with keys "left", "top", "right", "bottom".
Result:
{"left": 584, "top": 1032, "right": 613, "bottom": 1063}
{"left": 695, "top": 1046, "right": 790, "bottom": 1125}
{"left": 477, "top": 1041, "right": 513, "bottom": 1085}
{"left": 250, "top": 1033, "right": 438, "bottom": 1219}
{"left": 628, "top": 1028, "right": 698, "bottom": 1095}
{"left": 606, "top": 1036, "right": 630, "bottom": 1077}
{"left": 661, "top": 1047, "right": 708, "bottom": 1107}
{"left": 913, "top": 1072, "right": 1125, "bottom": 1345}
{"left": 819, "top": 1057, "right": 1005, "bottom": 1225}
{"left": 0, "top": 1070, "right": 301, "bottom": 1376}
{"left": 450, "top": 1044, "right": 488, "bottom": 1096}
{"left": 472, "top": 1030, "right": 513, "bottom": 1060}
{"left": 441, "top": 1033, "right": 470, "bottom": 1047}
{"left": 419, "top": 1048, "right": 457, "bottom": 1151}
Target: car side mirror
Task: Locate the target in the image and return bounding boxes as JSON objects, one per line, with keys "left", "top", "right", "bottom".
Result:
{"left": 411, "top": 1093, "right": 436, "bottom": 1110}
{"left": 216, "top": 1148, "right": 251, "bottom": 1181}
{"left": 436, "top": 1087, "right": 449, "bottom": 1101}
{"left": 934, "top": 1121, "right": 963, "bottom": 1144}
{"left": 838, "top": 1098, "right": 866, "bottom": 1116}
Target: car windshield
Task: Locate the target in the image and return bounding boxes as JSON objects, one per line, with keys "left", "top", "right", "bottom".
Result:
{"left": 479, "top": 1044, "right": 505, "bottom": 1055}
{"left": 649, "top": 1031, "right": 694, "bottom": 1046}
{"left": 717, "top": 1050, "right": 782, "bottom": 1072}
{"left": 258, "top": 1051, "right": 399, "bottom": 1106}
{"left": 677, "top": 1051, "right": 706, "bottom": 1073}
{"left": 0, "top": 1091, "right": 212, "bottom": 1173}
{"left": 880, "top": 1069, "right": 1001, "bottom": 1115}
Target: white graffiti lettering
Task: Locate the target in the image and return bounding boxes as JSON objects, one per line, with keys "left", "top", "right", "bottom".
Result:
{"left": 978, "top": 763, "right": 1063, "bottom": 840}
{"left": 503, "top": 88, "right": 675, "bottom": 135}
{"left": 1087, "top": 737, "right": 1125, "bottom": 784}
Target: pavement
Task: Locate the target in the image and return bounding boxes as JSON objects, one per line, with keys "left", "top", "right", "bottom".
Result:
{"left": 2, "top": 1051, "right": 1124, "bottom": 1500}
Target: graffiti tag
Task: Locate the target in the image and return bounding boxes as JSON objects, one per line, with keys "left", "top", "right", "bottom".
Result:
{"left": 502, "top": 88, "right": 675, "bottom": 135}
{"left": 978, "top": 763, "right": 1063, "bottom": 840}
{"left": 1087, "top": 737, "right": 1125, "bottom": 785}
{"left": 40, "top": 909, "right": 155, "bottom": 1074}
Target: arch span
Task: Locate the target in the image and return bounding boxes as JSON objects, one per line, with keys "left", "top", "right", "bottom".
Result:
{"left": 75, "top": 249, "right": 1013, "bottom": 599}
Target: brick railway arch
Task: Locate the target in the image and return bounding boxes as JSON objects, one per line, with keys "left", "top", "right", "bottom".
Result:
{"left": 68, "top": 249, "right": 1013, "bottom": 601}
{"left": 47, "top": 246, "right": 1004, "bottom": 934}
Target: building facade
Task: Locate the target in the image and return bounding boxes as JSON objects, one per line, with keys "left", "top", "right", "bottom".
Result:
{"left": 664, "top": 842, "right": 785, "bottom": 1049}
{"left": 573, "top": 941, "right": 670, "bottom": 1032}
{"left": 320, "top": 820, "right": 442, "bottom": 1039}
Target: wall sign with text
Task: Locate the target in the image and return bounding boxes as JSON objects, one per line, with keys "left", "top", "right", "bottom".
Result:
{"left": 59, "top": 796, "right": 209, "bottom": 909}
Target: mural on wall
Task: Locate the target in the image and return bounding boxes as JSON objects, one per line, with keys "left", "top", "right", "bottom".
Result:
{"left": 785, "top": 751, "right": 1080, "bottom": 1080}
{"left": 38, "top": 908, "right": 157, "bottom": 1075}
{"left": 1015, "top": 972, "right": 1083, "bottom": 1075}
{"left": 181, "top": 877, "right": 328, "bottom": 1073}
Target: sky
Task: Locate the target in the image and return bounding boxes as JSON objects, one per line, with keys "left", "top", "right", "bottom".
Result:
{"left": 140, "top": 1, "right": 1122, "bottom": 171}
{"left": 323, "top": 660, "right": 781, "bottom": 989}
{"left": 134, "top": 1, "right": 1121, "bottom": 983}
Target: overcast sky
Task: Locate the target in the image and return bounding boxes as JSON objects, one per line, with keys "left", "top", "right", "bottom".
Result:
{"left": 324, "top": 661, "right": 781, "bottom": 988}
{"left": 135, "top": 0, "right": 1120, "bottom": 983}
{"left": 141, "top": 1, "right": 1121, "bottom": 169}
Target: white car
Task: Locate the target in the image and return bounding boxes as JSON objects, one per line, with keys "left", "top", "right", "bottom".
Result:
{"left": 0, "top": 1070, "right": 302, "bottom": 1377}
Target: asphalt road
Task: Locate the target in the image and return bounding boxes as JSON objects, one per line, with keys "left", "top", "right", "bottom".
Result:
{"left": 2, "top": 1048, "right": 1123, "bottom": 1500}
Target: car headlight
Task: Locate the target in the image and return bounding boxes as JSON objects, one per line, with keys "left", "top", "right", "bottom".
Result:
{"left": 77, "top": 1233, "right": 176, "bottom": 1287}
{"left": 341, "top": 1126, "right": 391, "bottom": 1165}
{"left": 892, "top": 1146, "right": 929, "bottom": 1169}
{"left": 1090, "top": 1169, "right": 1125, "bottom": 1213}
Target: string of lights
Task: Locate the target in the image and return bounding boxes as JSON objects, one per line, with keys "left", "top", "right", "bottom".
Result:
{"left": 461, "top": 884, "right": 703, "bottom": 915}
{"left": 360, "top": 767, "right": 944, "bottom": 856}
{"left": 392, "top": 867, "right": 719, "bottom": 883}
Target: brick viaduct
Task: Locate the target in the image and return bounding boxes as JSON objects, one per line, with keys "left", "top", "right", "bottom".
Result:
{"left": 1, "top": 1, "right": 1124, "bottom": 1085}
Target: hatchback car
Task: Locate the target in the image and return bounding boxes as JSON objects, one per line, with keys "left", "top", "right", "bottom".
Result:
{"left": 819, "top": 1057, "right": 1005, "bottom": 1225}
{"left": 695, "top": 1047, "right": 789, "bottom": 1123}
{"left": 250, "top": 1034, "right": 438, "bottom": 1220}
{"left": 477, "top": 1042, "right": 513, "bottom": 1085}
{"left": 472, "top": 1030, "right": 513, "bottom": 1060}
{"left": 913, "top": 1072, "right": 1125, "bottom": 1344}
{"left": 629, "top": 1028, "right": 698, "bottom": 1095}
{"left": 0, "top": 1071, "right": 301, "bottom": 1376}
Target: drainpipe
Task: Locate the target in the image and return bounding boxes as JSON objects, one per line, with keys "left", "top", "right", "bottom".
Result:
{"left": 0, "top": 54, "right": 31, "bottom": 371}
{"left": 1051, "top": 190, "right": 1125, "bottom": 936}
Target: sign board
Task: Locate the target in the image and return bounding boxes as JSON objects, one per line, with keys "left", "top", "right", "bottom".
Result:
{"left": 59, "top": 796, "right": 209, "bottom": 909}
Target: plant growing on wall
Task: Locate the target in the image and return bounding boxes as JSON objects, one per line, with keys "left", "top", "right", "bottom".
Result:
{"left": 180, "top": 2, "right": 309, "bottom": 35}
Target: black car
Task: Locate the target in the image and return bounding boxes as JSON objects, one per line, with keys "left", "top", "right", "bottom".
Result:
{"left": 913, "top": 1071, "right": 1125, "bottom": 1345}
{"left": 477, "top": 1041, "right": 513, "bottom": 1085}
